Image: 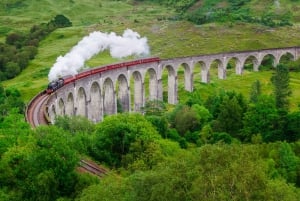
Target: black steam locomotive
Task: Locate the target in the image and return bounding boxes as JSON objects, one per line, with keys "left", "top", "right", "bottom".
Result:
{"left": 46, "top": 78, "right": 64, "bottom": 94}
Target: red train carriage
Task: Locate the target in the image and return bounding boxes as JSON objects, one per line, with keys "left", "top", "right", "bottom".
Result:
{"left": 46, "top": 57, "right": 160, "bottom": 94}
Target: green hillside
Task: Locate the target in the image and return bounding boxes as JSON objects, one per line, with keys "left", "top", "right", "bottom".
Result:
{"left": 1, "top": 0, "right": 300, "bottom": 103}
{"left": 1, "top": 1, "right": 300, "bottom": 201}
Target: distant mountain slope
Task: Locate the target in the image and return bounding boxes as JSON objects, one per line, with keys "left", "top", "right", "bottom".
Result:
{"left": 2, "top": 0, "right": 300, "bottom": 102}
{"left": 135, "top": 0, "right": 300, "bottom": 26}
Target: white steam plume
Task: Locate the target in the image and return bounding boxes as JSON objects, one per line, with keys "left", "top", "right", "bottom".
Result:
{"left": 48, "top": 29, "right": 150, "bottom": 81}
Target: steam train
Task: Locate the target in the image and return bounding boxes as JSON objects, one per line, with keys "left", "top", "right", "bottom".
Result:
{"left": 46, "top": 57, "right": 160, "bottom": 94}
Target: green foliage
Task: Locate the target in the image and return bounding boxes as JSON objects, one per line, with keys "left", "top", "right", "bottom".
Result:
{"left": 146, "top": 115, "right": 168, "bottom": 138}
{"left": 55, "top": 115, "right": 95, "bottom": 135}
{"left": 250, "top": 80, "right": 261, "bottom": 103}
{"left": 271, "top": 64, "right": 292, "bottom": 112}
{"left": 242, "top": 95, "right": 279, "bottom": 142}
{"left": 158, "top": 0, "right": 294, "bottom": 27}
{"left": 0, "top": 106, "right": 29, "bottom": 157}
{"left": 0, "top": 14, "right": 72, "bottom": 81}
{"left": 0, "top": 86, "right": 24, "bottom": 122}
{"left": 54, "top": 116, "right": 96, "bottom": 155}
{"left": 269, "top": 142, "right": 299, "bottom": 184}
{"left": 123, "top": 140, "right": 164, "bottom": 171}
{"left": 173, "top": 105, "right": 201, "bottom": 136}
{"left": 185, "top": 88, "right": 203, "bottom": 106}
{"left": 211, "top": 132, "right": 233, "bottom": 144}
{"left": 1, "top": 0, "right": 300, "bottom": 199}
{"left": 142, "top": 100, "right": 166, "bottom": 116}
{"left": 92, "top": 113, "right": 161, "bottom": 168}
{"left": 286, "top": 58, "right": 300, "bottom": 72}
{"left": 50, "top": 15, "right": 72, "bottom": 28}
{"left": 76, "top": 176, "right": 133, "bottom": 201}
{"left": 191, "top": 104, "right": 212, "bottom": 126}
{"left": 205, "top": 90, "right": 247, "bottom": 119}
{"left": 213, "top": 96, "right": 244, "bottom": 138}
{"left": 127, "top": 150, "right": 197, "bottom": 201}
{"left": 166, "top": 128, "right": 180, "bottom": 140}
{"left": 29, "top": 126, "right": 79, "bottom": 199}
{"left": 265, "top": 179, "right": 300, "bottom": 201}
{"left": 168, "top": 103, "right": 212, "bottom": 145}
{"left": 1, "top": 0, "right": 24, "bottom": 9}
{"left": 78, "top": 143, "right": 300, "bottom": 201}
{"left": 286, "top": 111, "right": 300, "bottom": 142}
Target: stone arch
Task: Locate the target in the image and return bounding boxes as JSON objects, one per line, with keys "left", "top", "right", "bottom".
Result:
{"left": 209, "top": 59, "right": 225, "bottom": 80}
{"left": 103, "top": 77, "right": 115, "bottom": 115}
{"left": 177, "top": 63, "right": 192, "bottom": 92}
{"left": 243, "top": 55, "right": 259, "bottom": 71}
{"left": 194, "top": 61, "right": 208, "bottom": 83}
{"left": 66, "top": 92, "right": 74, "bottom": 116}
{"left": 49, "top": 105, "right": 56, "bottom": 123}
{"left": 89, "top": 82, "right": 102, "bottom": 122}
{"left": 145, "top": 68, "right": 158, "bottom": 101}
{"left": 279, "top": 52, "right": 295, "bottom": 64}
{"left": 117, "top": 74, "right": 130, "bottom": 112}
{"left": 260, "top": 53, "right": 277, "bottom": 69}
{"left": 57, "top": 98, "right": 65, "bottom": 116}
{"left": 77, "top": 87, "right": 87, "bottom": 117}
{"left": 163, "top": 65, "right": 177, "bottom": 104}
{"left": 131, "top": 71, "right": 143, "bottom": 111}
{"left": 226, "top": 57, "right": 242, "bottom": 75}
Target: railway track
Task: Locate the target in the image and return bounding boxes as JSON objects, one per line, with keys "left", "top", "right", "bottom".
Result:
{"left": 26, "top": 92, "right": 49, "bottom": 128}
{"left": 26, "top": 91, "right": 108, "bottom": 178}
{"left": 78, "top": 160, "right": 107, "bottom": 177}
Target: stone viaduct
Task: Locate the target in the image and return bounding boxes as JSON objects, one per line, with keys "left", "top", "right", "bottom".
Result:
{"left": 46, "top": 46, "right": 300, "bottom": 123}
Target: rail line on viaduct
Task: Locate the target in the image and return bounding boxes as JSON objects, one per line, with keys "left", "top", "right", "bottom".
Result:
{"left": 27, "top": 46, "right": 300, "bottom": 125}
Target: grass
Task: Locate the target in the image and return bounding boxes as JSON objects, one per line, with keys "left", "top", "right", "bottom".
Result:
{"left": 177, "top": 69, "right": 300, "bottom": 111}
{"left": 1, "top": 0, "right": 300, "bottom": 110}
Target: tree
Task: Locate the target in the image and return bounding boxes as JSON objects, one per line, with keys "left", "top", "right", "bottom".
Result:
{"left": 270, "top": 64, "right": 291, "bottom": 141}
{"left": 50, "top": 15, "right": 72, "bottom": 28}
{"left": 250, "top": 80, "right": 261, "bottom": 103}
{"left": 28, "top": 126, "right": 79, "bottom": 200}
{"left": 191, "top": 104, "right": 212, "bottom": 127}
{"left": 92, "top": 113, "right": 161, "bottom": 167}
{"left": 213, "top": 96, "right": 243, "bottom": 139}
{"left": 0, "top": 126, "right": 79, "bottom": 201}
{"left": 16, "top": 51, "right": 29, "bottom": 69}
{"left": 271, "top": 64, "right": 291, "bottom": 112}
{"left": 268, "top": 142, "right": 299, "bottom": 184}
{"left": 264, "top": 179, "right": 300, "bottom": 201}
{"left": 142, "top": 100, "right": 166, "bottom": 116}
{"left": 146, "top": 115, "right": 168, "bottom": 138}
{"left": 5, "top": 32, "right": 25, "bottom": 48}
{"left": 185, "top": 88, "right": 203, "bottom": 106}
{"left": 4, "top": 62, "right": 20, "bottom": 79}
{"left": 205, "top": 90, "right": 247, "bottom": 119}
{"left": 242, "top": 95, "right": 279, "bottom": 142}
{"left": 174, "top": 105, "right": 201, "bottom": 136}
{"left": 285, "top": 111, "right": 300, "bottom": 142}
{"left": 76, "top": 176, "right": 132, "bottom": 201}
{"left": 55, "top": 115, "right": 95, "bottom": 135}
{"left": 128, "top": 150, "right": 198, "bottom": 201}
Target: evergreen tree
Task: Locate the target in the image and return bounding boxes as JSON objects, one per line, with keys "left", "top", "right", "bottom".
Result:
{"left": 271, "top": 64, "right": 292, "bottom": 141}
{"left": 250, "top": 80, "right": 261, "bottom": 103}
{"left": 213, "top": 96, "right": 243, "bottom": 139}
{"left": 242, "top": 95, "right": 279, "bottom": 142}
{"left": 271, "top": 64, "right": 291, "bottom": 112}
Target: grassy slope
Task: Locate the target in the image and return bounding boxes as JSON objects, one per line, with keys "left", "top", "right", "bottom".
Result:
{"left": 1, "top": 0, "right": 300, "bottom": 110}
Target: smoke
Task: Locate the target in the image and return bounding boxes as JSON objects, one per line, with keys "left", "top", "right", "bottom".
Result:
{"left": 48, "top": 29, "right": 150, "bottom": 81}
